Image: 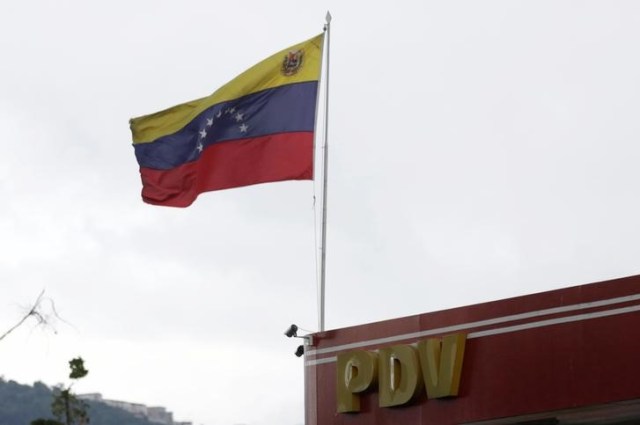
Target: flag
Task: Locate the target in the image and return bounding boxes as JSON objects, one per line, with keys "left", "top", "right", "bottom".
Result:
{"left": 130, "top": 34, "right": 324, "bottom": 207}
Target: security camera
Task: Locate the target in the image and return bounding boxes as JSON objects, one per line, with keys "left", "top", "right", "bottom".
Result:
{"left": 285, "top": 324, "right": 314, "bottom": 357}
{"left": 284, "top": 324, "right": 298, "bottom": 338}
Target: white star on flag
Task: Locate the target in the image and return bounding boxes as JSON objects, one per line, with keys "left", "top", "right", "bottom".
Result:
{"left": 234, "top": 112, "right": 244, "bottom": 122}
{"left": 199, "top": 129, "right": 207, "bottom": 139}
{"left": 239, "top": 123, "right": 249, "bottom": 133}
{"left": 206, "top": 117, "right": 213, "bottom": 127}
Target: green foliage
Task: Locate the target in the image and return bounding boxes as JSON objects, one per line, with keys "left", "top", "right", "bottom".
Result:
{"left": 68, "top": 358, "right": 88, "bottom": 380}
{"left": 33, "top": 357, "right": 90, "bottom": 425}
{"left": 51, "top": 387, "right": 89, "bottom": 425}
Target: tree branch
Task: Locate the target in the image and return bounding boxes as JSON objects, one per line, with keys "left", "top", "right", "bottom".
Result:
{"left": 0, "top": 290, "right": 51, "bottom": 342}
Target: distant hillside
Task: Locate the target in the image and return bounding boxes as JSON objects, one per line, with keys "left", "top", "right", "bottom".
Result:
{"left": 0, "top": 378, "right": 162, "bottom": 425}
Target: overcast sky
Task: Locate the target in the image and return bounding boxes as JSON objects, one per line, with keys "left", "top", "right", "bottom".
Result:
{"left": 2, "top": 1, "right": 640, "bottom": 425}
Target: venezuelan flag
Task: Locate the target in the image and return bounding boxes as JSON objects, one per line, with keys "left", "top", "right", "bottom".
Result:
{"left": 130, "top": 34, "right": 324, "bottom": 207}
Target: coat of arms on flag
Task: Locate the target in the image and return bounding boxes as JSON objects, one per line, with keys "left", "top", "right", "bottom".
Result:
{"left": 281, "top": 49, "right": 304, "bottom": 76}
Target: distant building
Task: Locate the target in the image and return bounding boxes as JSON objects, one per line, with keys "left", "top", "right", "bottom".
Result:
{"left": 147, "top": 406, "right": 173, "bottom": 425}
{"left": 76, "top": 393, "right": 103, "bottom": 402}
{"left": 77, "top": 393, "right": 187, "bottom": 425}
{"left": 101, "top": 399, "right": 147, "bottom": 418}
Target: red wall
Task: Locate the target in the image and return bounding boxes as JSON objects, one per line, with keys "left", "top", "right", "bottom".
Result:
{"left": 306, "top": 275, "right": 640, "bottom": 425}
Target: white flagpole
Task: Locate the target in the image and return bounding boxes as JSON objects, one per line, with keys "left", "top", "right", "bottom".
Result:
{"left": 318, "top": 11, "right": 331, "bottom": 332}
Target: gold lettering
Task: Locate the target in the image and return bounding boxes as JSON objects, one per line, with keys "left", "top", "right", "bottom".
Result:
{"left": 335, "top": 333, "right": 467, "bottom": 413}
{"left": 336, "top": 350, "right": 378, "bottom": 413}
{"left": 378, "top": 345, "right": 422, "bottom": 407}
{"left": 417, "top": 333, "right": 467, "bottom": 398}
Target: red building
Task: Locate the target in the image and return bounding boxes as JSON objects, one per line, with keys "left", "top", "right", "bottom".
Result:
{"left": 305, "top": 274, "right": 640, "bottom": 424}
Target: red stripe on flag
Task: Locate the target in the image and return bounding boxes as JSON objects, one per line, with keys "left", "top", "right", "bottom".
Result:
{"left": 139, "top": 132, "right": 313, "bottom": 207}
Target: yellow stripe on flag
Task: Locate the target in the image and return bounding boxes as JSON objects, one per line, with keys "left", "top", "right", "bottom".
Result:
{"left": 130, "top": 34, "right": 324, "bottom": 144}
